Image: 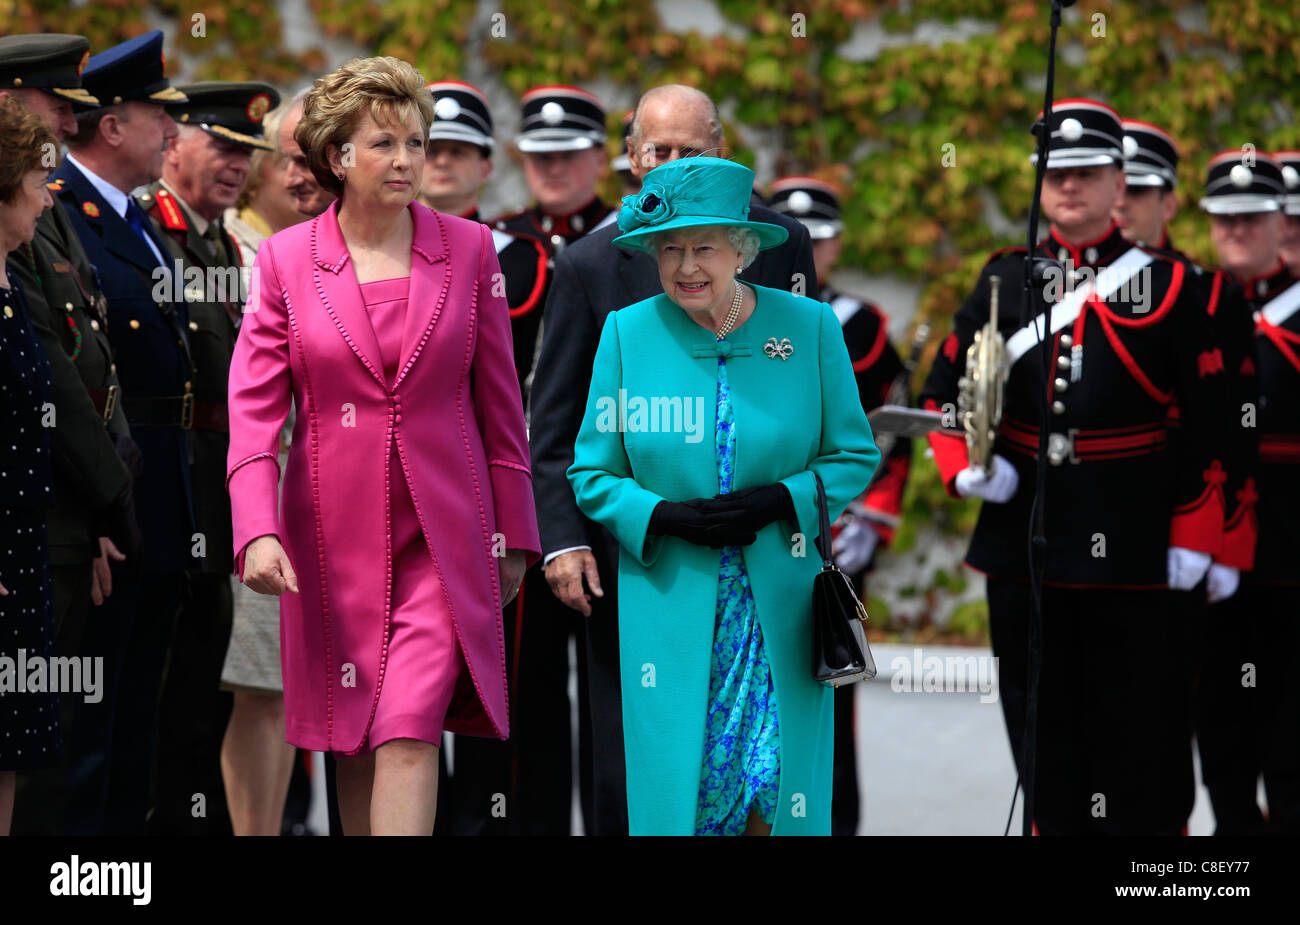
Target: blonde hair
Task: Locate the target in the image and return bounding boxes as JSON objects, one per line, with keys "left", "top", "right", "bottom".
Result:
{"left": 295, "top": 57, "right": 433, "bottom": 199}
{"left": 236, "top": 99, "right": 291, "bottom": 211}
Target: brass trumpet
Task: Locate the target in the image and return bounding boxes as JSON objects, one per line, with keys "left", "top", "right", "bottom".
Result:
{"left": 957, "top": 275, "right": 1007, "bottom": 476}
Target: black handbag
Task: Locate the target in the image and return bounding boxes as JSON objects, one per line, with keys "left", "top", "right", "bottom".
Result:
{"left": 812, "top": 472, "right": 877, "bottom": 686}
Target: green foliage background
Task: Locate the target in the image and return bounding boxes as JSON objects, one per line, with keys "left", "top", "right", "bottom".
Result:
{"left": 6, "top": 0, "right": 1298, "bottom": 637}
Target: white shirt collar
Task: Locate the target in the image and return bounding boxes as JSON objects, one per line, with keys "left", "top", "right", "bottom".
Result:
{"left": 64, "top": 152, "right": 131, "bottom": 219}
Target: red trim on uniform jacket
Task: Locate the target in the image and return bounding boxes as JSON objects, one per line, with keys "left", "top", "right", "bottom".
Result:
{"left": 853, "top": 311, "right": 890, "bottom": 373}
{"left": 1067, "top": 259, "right": 1185, "bottom": 404}
{"left": 507, "top": 235, "right": 549, "bottom": 319}
{"left": 861, "top": 455, "right": 909, "bottom": 542}
{"left": 1218, "top": 477, "right": 1258, "bottom": 570}
{"left": 1205, "top": 270, "right": 1225, "bottom": 317}
{"left": 1256, "top": 316, "right": 1300, "bottom": 375}
{"left": 924, "top": 398, "right": 969, "bottom": 496}
{"left": 1169, "top": 459, "right": 1226, "bottom": 555}
{"left": 1047, "top": 222, "right": 1121, "bottom": 267}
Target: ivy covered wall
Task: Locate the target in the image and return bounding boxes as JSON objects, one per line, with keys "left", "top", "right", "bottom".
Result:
{"left": 5, "top": 0, "right": 1297, "bottom": 639}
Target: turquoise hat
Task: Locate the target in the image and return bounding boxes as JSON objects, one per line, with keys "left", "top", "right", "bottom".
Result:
{"left": 611, "top": 157, "right": 789, "bottom": 253}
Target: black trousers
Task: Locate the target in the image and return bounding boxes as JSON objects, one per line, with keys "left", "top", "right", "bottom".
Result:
{"left": 100, "top": 568, "right": 187, "bottom": 834}
{"left": 12, "top": 562, "right": 94, "bottom": 834}
{"left": 1196, "top": 581, "right": 1300, "bottom": 834}
{"left": 447, "top": 564, "right": 577, "bottom": 835}
{"left": 149, "top": 571, "right": 234, "bottom": 834}
{"left": 987, "top": 578, "right": 1193, "bottom": 835}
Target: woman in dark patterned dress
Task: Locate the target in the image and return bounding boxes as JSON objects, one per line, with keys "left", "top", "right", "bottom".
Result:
{"left": 0, "top": 95, "right": 60, "bottom": 834}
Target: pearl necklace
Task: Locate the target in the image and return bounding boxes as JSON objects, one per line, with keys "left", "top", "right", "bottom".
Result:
{"left": 715, "top": 280, "right": 743, "bottom": 340}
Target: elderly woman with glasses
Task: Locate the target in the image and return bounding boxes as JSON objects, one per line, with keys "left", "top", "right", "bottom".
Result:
{"left": 568, "top": 157, "right": 879, "bottom": 836}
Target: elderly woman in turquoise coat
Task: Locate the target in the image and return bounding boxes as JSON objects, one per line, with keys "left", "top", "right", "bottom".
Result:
{"left": 568, "top": 157, "right": 879, "bottom": 836}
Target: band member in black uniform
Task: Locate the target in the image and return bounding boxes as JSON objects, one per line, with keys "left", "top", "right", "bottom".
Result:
{"left": 770, "top": 174, "right": 912, "bottom": 836}
{"left": 1197, "top": 150, "right": 1299, "bottom": 833}
{"left": 448, "top": 85, "right": 614, "bottom": 835}
{"left": 1279, "top": 152, "right": 1300, "bottom": 278}
{"left": 0, "top": 34, "right": 140, "bottom": 836}
{"left": 920, "top": 99, "right": 1230, "bottom": 835}
{"left": 1114, "top": 121, "right": 1260, "bottom": 836}
{"left": 54, "top": 31, "right": 196, "bottom": 834}
{"left": 418, "top": 81, "right": 494, "bottom": 223}
{"left": 136, "top": 81, "right": 279, "bottom": 834}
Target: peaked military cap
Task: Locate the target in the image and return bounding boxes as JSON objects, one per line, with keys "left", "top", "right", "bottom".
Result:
{"left": 1122, "top": 119, "right": 1179, "bottom": 189}
{"left": 0, "top": 34, "right": 98, "bottom": 107}
{"left": 81, "top": 30, "right": 187, "bottom": 107}
{"left": 1275, "top": 151, "right": 1300, "bottom": 217}
{"left": 515, "top": 85, "right": 605, "bottom": 153}
{"left": 769, "top": 176, "right": 844, "bottom": 240}
{"left": 425, "top": 80, "right": 493, "bottom": 151}
{"left": 1029, "top": 98, "right": 1123, "bottom": 170}
{"left": 1199, "top": 150, "right": 1286, "bottom": 215}
{"left": 171, "top": 82, "right": 280, "bottom": 151}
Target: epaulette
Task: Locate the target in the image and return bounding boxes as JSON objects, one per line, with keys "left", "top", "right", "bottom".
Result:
{"left": 1132, "top": 242, "right": 1178, "bottom": 266}
{"left": 150, "top": 187, "right": 187, "bottom": 232}
{"left": 984, "top": 245, "right": 1028, "bottom": 267}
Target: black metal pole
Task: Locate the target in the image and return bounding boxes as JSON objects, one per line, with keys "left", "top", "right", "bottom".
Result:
{"left": 1019, "top": 0, "right": 1071, "bottom": 838}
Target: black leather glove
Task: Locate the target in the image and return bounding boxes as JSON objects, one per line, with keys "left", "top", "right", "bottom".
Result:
{"left": 709, "top": 483, "right": 796, "bottom": 532}
{"left": 647, "top": 498, "right": 757, "bottom": 549}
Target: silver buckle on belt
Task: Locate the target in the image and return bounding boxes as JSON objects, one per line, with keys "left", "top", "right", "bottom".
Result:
{"left": 102, "top": 384, "right": 118, "bottom": 422}
{"left": 1047, "top": 428, "right": 1079, "bottom": 466}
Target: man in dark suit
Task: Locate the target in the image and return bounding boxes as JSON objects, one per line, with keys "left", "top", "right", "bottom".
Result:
{"left": 53, "top": 30, "right": 197, "bottom": 834}
{"left": 137, "top": 81, "right": 279, "bottom": 835}
{"left": 528, "top": 83, "right": 817, "bottom": 835}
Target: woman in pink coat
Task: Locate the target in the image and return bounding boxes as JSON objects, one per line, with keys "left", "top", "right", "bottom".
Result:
{"left": 227, "top": 57, "right": 539, "bottom": 835}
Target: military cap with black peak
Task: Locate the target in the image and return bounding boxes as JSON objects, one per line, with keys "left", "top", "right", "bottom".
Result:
{"left": 171, "top": 82, "right": 280, "bottom": 151}
{"left": 768, "top": 176, "right": 844, "bottom": 240}
{"left": 0, "top": 34, "right": 99, "bottom": 108}
{"left": 1029, "top": 98, "right": 1124, "bottom": 170}
{"left": 80, "top": 30, "right": 187, "bottom": 107}
{"left": 1199, "top": 150, "right": 1286, "bottom": 215}
{"left": 611, "top": 109, "right": 634, "bottom": 173}
{"left": 1122, "top": 119, "right": 1179, "bottom": 189}
{"left": 515, "top": 85, "right": 605, "bottom": 153}
{"left": 1275, "top": 150, "right": 1300, "bottom": 217}
{"left": 425, "top": 80, "right": 493, "bottom": 151}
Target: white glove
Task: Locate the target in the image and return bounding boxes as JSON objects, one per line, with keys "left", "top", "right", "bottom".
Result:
{"left": 954, "top": 455, "right": 1020, "bottom": 503}
{"left": 832, "top": 517, "right": 880, "bottom": 574}
{"left": 1167, "top": 547, "right": 1212, "bottom": 591}
{"left": 1206, "top": 563, "right": 1240, "bottom": 603}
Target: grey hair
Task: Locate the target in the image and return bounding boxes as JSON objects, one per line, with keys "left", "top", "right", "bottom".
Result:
{"left": 628, "top": 85, "right": 723, "bottom": 149}
{"left": 645, "top": 225, "right": 760, "bottom": 269}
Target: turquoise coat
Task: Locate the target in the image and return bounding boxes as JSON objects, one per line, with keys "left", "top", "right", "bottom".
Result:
{"left": 568, "top": 284, "right": 880, "bottom": 835}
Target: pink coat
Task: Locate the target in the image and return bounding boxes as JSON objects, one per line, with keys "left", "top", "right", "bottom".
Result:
{"left": 226, "top": 199, "right": 540, "bottom": 753}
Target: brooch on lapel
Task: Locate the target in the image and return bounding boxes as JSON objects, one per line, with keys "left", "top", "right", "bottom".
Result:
{"left": 763, "top": 336, "right": 794, "bottom": 360}
{"left": 82, "top": 201, "right": 100, "bottom": 218}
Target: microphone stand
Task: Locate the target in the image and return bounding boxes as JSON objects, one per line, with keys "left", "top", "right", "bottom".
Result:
{"left": 1019, "top": 0, "right": 1074, "bottom": 838}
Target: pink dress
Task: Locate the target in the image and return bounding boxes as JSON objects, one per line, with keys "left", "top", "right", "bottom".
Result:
{"left": 358, "top": 276, "right": 464, "bottom": 751}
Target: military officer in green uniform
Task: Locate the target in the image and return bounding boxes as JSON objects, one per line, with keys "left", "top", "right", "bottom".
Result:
{"left": 136, "top": 81, "right": 279, "bottom": 835}
{"left": 0, "top": 33, "right": 142, "bottom": 836}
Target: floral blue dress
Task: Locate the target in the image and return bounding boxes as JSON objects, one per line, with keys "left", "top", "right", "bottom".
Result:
{"left": 694, "top": 355, "right": 782, "bottom": 835}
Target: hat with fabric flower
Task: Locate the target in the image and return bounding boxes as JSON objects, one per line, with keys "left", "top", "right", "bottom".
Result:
{"left": 611, "top": 157, "right": 789, "bottom": 253}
